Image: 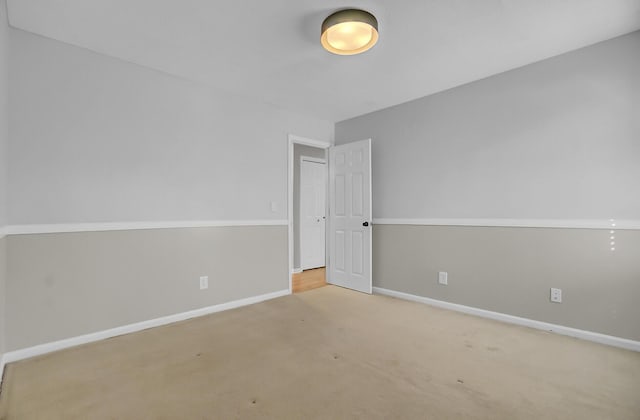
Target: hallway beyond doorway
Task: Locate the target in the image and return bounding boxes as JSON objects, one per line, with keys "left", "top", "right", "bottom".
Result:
{"left": 292, "top": 267, "right": 326, "bottom": 293}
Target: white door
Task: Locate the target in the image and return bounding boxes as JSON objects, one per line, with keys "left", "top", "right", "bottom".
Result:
{"left": 328, "top": 139, "right": 372, "bottom": 294}
{"left": 300, "top": 159, "right": 327, "bottom": 270}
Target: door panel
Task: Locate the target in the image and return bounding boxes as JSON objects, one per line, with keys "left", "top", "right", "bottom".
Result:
{"left": 328, "top": 139, "right": 372, "bottom": 294}
{"left": 335, "top": 230, "right": 345, "bottom": 271}
{"left": 335, "top": 175, "right": 345, "bottom": 216}
{"left": 352, "top": 231, "right": 364, "bottom": 275}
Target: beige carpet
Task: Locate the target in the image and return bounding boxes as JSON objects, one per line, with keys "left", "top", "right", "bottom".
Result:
{"left": 1, "top": 286, "right": 639, "bottom": 419}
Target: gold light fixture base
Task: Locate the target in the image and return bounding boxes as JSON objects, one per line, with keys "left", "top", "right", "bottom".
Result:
{"left": 321, "top": 9, "right": 378, "bottom": 55}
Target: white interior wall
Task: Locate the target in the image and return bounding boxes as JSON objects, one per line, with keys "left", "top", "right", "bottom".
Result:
{"left": 8, "top": 28, "right": 334, "bottom": 226}
{"left": 0, "top": 0, "right": 10, "bottom": 356}
{"left": 2, "top": 12, "right": 640, "bottom": 354}
{"left": 1, "top": 26, "right": 333, "bottom": 353}
{"left": 0, "top": 0, "right": 7, "bottom": 228}
{"left": 334, "top": 31, "right": 640, "bottom": 342}
{"left": 336, "top": 31, "right": 640, "bottom": 221}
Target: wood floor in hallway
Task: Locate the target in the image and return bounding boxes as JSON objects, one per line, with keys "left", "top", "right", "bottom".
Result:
{"left": 1, "top": 286, "right": 639, "bottom": 419}
{"left": 292, "top": 266, "right": 326, "bottom": 293}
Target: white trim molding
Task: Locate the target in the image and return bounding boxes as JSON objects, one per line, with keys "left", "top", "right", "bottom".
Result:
{"left": 0, "top": 226, "right": 7, "bottom": 239}
{"left": 288, "top": 134, "right": 332, "bottom": 149}
{"left": 4, "top": 219, "right": 288, "bottom": 236}
{"left": 372, "top": 218, "right": 640, "bottom": 230}
{"left": 373, "top": 287, "right": 640, "bottom": 352}
{"left": 1, "top": 289, "right": 290, "bottom": 369}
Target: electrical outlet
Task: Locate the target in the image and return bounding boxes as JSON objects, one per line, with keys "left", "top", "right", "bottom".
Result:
{"left": 550, "top": 287, "right": 562, "bottom": 303}
{"left": 438, "top": 271, "right": 448, "bottom": 285}
{"left": 200, "top": 276, "right": 209, "bottom": 290}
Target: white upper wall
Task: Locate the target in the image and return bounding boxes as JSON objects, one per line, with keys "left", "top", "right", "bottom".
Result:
{"left": 7, "top": 0, "right": 640, "bottom": 122}
{"left": 0, "top": 0, "right": 8, "bottom": 228}
{"left": 8, "top": 28, "right": 333, "bottom": 225}
{"left": 336, "top": 31, "right": 640, "bottom": 220}
{"left": 0, "top": 0, "right": 8, "bottom": 356}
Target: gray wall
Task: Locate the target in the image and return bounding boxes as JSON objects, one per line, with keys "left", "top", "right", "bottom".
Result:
{"left": 6, "top": 226, "right": 287, "bottom": 350}
{"left": 8, "top": 28, "right": 333, "bottom": 225}
{"left": 336, "top": 31, "right": 640, "bottom": 220}
{"left": 374, "top": 225, "right": 640, "bottom": 341}
{"left": 336, "top": 32, "right": 640, "bottom": 340}
{"left": 0, "top": 0, "right": 9, "bottom": 355}
{"left": 0, "top": 237, "right": 5, "bottom": 353}
{"left": 293, "top": 144, "right": 326, "bottom": 270}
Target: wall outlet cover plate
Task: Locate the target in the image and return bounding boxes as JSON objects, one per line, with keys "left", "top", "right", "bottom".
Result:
{"left": 438, "top": 271, "right": 448, "bottom": 285}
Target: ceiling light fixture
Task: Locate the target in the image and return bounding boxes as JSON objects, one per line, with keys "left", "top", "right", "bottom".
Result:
{"left": 321, "top": 9, "right": 378, "bottom": 55}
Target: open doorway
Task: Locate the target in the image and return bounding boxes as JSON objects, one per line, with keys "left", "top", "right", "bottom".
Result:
{"left": 288, "top": 135, "right": 330, "bottom": 293}
{"left": 299, "top": 156, "right": 326, "bottom": 270}
{"left": 288, "top": 134, "right": 373, "bottom": 295}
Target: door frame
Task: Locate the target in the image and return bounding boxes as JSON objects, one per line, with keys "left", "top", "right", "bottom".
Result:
{"left": 299, "top": 156, "right": 327, "bottom": 270}
{"left": 287, "top": 134, "right": 331, "bottom": 294}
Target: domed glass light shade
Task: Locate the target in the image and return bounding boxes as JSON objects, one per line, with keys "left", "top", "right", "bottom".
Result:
{"left": 321, "top": 9, "right": 378, "bottom": 55}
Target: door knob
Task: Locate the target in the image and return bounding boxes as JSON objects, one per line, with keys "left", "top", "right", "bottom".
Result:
{"left": 363, "top": 221, "right": 369, "bottom": 227}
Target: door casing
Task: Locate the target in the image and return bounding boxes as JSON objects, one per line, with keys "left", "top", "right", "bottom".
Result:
{"left": 287, "top": 134, "right": 331, "bottom": 293}
{"left": 299, "top": 156, "right": 327, "bottom": 270}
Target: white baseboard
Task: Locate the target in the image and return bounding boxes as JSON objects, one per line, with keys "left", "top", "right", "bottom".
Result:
{"left": 0, "top": 353, "right": 6, "bottom": 385}
{"left": 1, "top": 289, "right": 290, "bottom": 371}
{"left": 373, "top": 287, "right": 640, "bottom": 352}
{"left": 291, "top": 267, "right": 303, "bottom": 274}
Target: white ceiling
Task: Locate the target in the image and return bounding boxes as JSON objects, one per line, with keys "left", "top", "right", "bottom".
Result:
{"left": 7, "top": 0, "right": 640, "bottom": 122}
